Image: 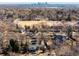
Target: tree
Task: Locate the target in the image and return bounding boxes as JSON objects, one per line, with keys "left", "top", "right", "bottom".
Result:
{"left": 8, "top": 39, "right": 19, "bottom": 52}
{"left": 66, "top": 14, "right": 71, "bottom": 21}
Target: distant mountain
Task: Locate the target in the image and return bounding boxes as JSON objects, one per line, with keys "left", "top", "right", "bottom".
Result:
{"left": 0, "top": 3, "right": 79, "bottom": 8}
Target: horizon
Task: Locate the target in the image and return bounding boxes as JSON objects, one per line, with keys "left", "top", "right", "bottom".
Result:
{"left": 0, "top": 2, "right": 79, "bottom": 4}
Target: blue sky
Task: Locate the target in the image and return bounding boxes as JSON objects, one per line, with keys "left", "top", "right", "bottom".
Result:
{"left": 0, "top": 0, "right": 79, "bottom": 4}
{"left": 0, "top": 2, "right": 79, "bottom": 4}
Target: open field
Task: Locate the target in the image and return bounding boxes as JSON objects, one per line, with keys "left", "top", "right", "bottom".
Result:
{"left": 14, "top": 20, "right": 77, "bottom": 28}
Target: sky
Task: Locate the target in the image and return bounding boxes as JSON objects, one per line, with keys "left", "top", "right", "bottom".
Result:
{"left": 0, "top": 0, "right": 79, "bottom": 4}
